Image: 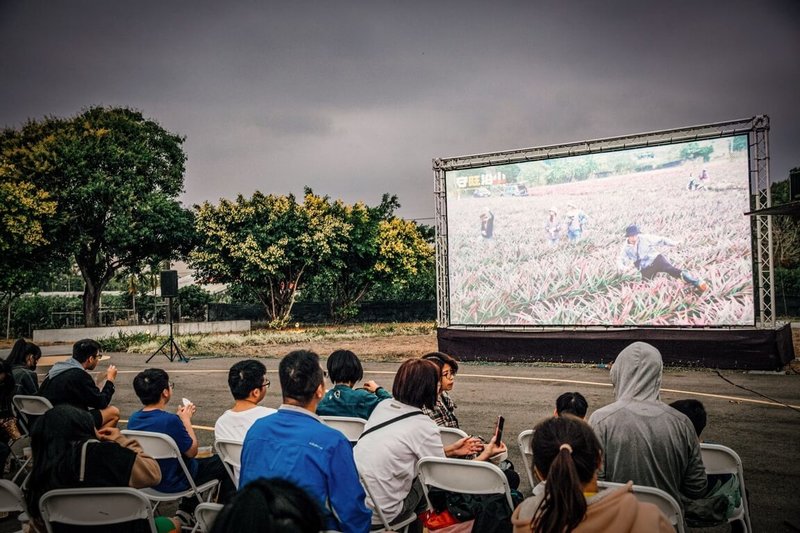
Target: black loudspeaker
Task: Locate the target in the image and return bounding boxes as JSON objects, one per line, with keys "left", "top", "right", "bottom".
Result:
{"left": 160, "top": 270, "right": 179, "bottom": 298}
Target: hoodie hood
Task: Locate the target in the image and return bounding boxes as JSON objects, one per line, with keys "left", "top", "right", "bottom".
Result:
{"left": 611, "top": 342, "right": 662, "bottom": 402}
{"left": 47, "top": 357, "right": 85, "bottom": 380}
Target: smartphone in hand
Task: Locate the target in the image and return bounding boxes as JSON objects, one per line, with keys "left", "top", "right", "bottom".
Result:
{"left": 494, "top": 415, "right": 505, "bottom": 444}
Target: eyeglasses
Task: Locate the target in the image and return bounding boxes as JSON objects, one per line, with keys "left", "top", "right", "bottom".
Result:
{"left": 169, "top": 382, "right": 175, "bottom": 389}
{"left": 442, "top": 371, "right": 456, "bottom": 379}
{"left": 261, "top": 379, "right": 270, "bottom": 389}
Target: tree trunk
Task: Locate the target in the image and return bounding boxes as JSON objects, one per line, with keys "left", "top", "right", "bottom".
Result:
{"left": 83, "top": 280, "right": 102, "bottom": 327}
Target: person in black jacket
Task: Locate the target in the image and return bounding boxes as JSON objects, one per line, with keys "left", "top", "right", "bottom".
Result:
{"left": 39, "top": 338, "right": 120, "bottom": 428}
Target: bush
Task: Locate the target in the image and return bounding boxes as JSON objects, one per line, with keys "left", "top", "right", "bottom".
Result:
{"left": 8, "top": 295, "right": 82, "bottom": 337}
{"left": 178, "top": 285, "right": 213, "bottom": 321}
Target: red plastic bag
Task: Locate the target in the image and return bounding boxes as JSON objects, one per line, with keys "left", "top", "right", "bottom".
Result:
{"left": 420, "top": 508, "right": 460, "bottom": 530}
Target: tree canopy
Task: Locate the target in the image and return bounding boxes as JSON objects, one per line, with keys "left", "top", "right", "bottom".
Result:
{"left": 0, "top": 107, "right": 194, "bottom": 325}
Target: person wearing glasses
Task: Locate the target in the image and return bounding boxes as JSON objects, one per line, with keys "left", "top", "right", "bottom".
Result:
{"left": 214, "top": 360, "right": 276, "bottom": 484}
{"left": 420, "top": 352, "right": 460, "bottom": 428}
{"left": 39, "top": 338, "right": 120, "bottom": 429}
{"left": 317, "top": 349, "right": 391, "bottom": 420}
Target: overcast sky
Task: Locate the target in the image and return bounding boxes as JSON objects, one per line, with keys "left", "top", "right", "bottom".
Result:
{"left": 1, "top": 0, "right": 798, "bottom": 220}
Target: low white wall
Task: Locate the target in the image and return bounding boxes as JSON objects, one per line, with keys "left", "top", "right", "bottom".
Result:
{"left": 33, "top": 320, "right": 251, "bottom": 343}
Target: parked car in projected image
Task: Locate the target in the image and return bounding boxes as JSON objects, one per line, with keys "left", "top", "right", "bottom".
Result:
{"left": 472, "top": 187, "right": 491, "bottom": 198}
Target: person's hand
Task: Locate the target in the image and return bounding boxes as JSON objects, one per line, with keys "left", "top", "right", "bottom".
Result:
{"left": 97, "top": 427, "right": 121, "bottom": 442}
{"left": 106, "top": 365, "right": 117, "bottom": 382}
{"left": 478, "top": 435, "right": 507, "bottom": 461}
{"left": 363, "top": 380, "right": 380, "bottom": 393}
{"left": 177, "top": 403, "right": 196, "bottom": 421}
{"left": 447, "top": 436, "right": 484, "bottom": 457}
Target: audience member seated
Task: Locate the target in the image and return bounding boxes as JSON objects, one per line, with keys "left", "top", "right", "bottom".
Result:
{"left": 127, "top": 368, "right": 235, "bottom": 528}
{"left": 420, "top": 352, "right": 460, "bottom": 427}
{"left": 669, "top": 399, "right": 743, "bottom": 529}
{"left": 0, "top": 360, "right": 17, "bottom": 473}
{"left": 317, "top": 349, "right": 391, "bottom": 419}
{"left": 588, "top": 342, "right": 707, "bottom": 509}
{"left": 7, "top": 338, "right": 42, "bottom": 395}
{"left": 239, "top": 350, "right": 371, "bottom": 533}
{"left": 355, "top": 358, "right": 504, "bottom": 533}
{"left": 38, "top": 338, "right": 120, "bottom": 429}
{"left": 214, "top": 359, "right": 276, "bottom": 484}
{"left": 209, "top": 478, "right": 323, "bottom": 533}
{"left": 555, "top": 391, "right": 588, "bottom": 419}
{"left": 24, "top": 404, "right": 165, "bottom": 533}
{"left": 511, "top": 416, "right": 674, "bottom": 533}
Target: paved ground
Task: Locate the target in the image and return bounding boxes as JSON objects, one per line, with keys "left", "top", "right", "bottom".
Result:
{"left": 3, "top": 351, "right": 799, "bottom": 532}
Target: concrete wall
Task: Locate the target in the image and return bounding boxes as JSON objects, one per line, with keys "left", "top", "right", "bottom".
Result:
{"left": 33, "top": 320, "right": 251, "bottom": 343}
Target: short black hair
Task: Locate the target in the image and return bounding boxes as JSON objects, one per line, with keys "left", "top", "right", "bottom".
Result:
{"left": 393, "top": 359, "right": 439, "bottom": 409}
{"left": 327, "top": 350, "right": 363, "bottom": 384}
{"left": 669, "top": 399, "right": 707, "bottom": 437}
{"left": 133, "top": 368, "right": 170, "bottom": 405}
{"left": 556, "top": 392, "right": 588, "bottom": 418}
{"left": 72, "top": 339, "right": 101, "bottom": 363}
{"left": 279, "top": 350, "right": 324, "bottom": 405}
{"left": 421, "top": 352, "right": 459, "bottom": 375}
{"left": 228, "top": 360, "right": 267, "bottom": 400}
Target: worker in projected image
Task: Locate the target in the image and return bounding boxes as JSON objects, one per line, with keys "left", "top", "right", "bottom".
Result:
{"left": 617, "top": 225, "right": 708, "bottom": 293}
{"left": 480, "top": 207, "right": 494, "bottom": 238}
{"left": 565, "top": 203, "right": 588, "bottom": 242}
{"left": 544, "top": 207, "right": 561, "bottom": 246}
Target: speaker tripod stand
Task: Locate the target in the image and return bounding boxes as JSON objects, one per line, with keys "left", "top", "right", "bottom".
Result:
{"left": 147, "top": 297, "right": 189, "bottom": 363}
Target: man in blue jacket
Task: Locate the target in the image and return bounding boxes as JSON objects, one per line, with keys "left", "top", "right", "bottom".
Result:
{"left": 240, "top": 350, "right": 372, "bottom": 532}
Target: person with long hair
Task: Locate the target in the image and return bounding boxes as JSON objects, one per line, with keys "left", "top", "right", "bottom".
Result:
{"left": 24, "top": 404, "right": 162, "bottom": 532}
{"left": 0, "top": 360, "right": 16, "bottom": 473}
{"left": 209, "top": 478, "right": 323, "bottom": 533}
{"left": 420, "top": 352, "right": 460, "bottom": 428}
{"left": 317, "top": 349, "right": 391, "bottom": 419}
{"left": 6, "top": 338, "right": 42, "bottom": 394}
{"left": 511, "top": 416, "right": 674, "bottom": 533}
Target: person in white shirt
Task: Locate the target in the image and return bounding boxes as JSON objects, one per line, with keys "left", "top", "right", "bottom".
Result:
{"left": 214, "top": 359, "right": 276, "bottom": 484}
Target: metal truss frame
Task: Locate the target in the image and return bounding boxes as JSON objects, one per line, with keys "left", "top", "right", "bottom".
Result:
{"left": 433, "top": 116, "right": 774, "bottom": 329}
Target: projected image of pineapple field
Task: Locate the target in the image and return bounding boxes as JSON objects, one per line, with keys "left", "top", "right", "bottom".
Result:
{"left": 445, "top": 135, "right": 753, "bottom": 326}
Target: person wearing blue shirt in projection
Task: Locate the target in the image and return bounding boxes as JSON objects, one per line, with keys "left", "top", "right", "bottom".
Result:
{"left": 617, "top": 224, "right": 708, "bottom": 292}
{"left": 565, "top": 203, "right": 589, "bottom": 242}
{"left": 239, "top": 350, "right": 372, "bottom": 533}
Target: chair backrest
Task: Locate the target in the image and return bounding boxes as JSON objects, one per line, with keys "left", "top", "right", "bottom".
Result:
{"left": 597, "top": 481, "right": 685, "bottom": 533}
{"left": 417, "top": 456, "right": 514, "bottom": 510}
{"left": 214, "top": 439, "right": 243, "bottom": 485}
{"left": 195, "top": 502, "right": 224, "bottom": 532}
{"left": 0, "top": 479, "right": 26, "bottom": 514}
{"left": 517, "top": 429, "right": 538, "bottom": 490}
{"left": 121, "top": 430, "right": 199, "bottom": 493}
{"left": 700, "top": 443, "right": 752, "bottom": 533}
{"left": 12, "top": 395, "right": 53, "bottom": 434}
{"left": 39, "top": 487, "right": 156, "bottom": 533}
{"left": 320, "top": 416, "right": 367, "bottom": 443}
{"left": 439, "top": 427, "right": 468, "bottom": 448}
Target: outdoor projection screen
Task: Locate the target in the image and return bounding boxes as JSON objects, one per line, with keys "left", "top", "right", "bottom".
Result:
{"left": 438, "top": 127, "right": 755, "bottom": 327}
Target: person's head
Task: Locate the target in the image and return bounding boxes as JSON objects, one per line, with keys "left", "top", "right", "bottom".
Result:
{"left": 530, "top": 416, "right": 603, "bottom": 533}
{"left": 421, "top": 352, "right": 459, "bottom": 393}
{"left": 279, "top": 350, "right": 324, "bottom": 406}
{"left": 27, "top": 405, "right": 98, "bottom": 519}
{"left": 326, "top": 350, "right": 363, "bottom": 386}
{"left": 210, "top": 478, "right": 323, "bottom": 533}
{"left": 669, "top": 399, "right": 707, "bottom": 438}
{"left": 7, "top": 338, "right": 42, "bottom": 369}
{"left": 133, "top": 368, "right": 171, "bottom": 406}
{"left": 555, "top": 392, "right": 588, "bottom": 419}
{"left": 73, "top": 338, "right": 102, "bottom": 368}
{"left": 548, "top": 207, "right": 557, "bottom": 217}
{"left": 625, "top": 224, "right": 640, "bottom": 245}
{"left": 228, "top": 360, "right": 269, "bottom": 401}
{"left": 393, "top": 359, "right": 439, "bottom": 409}
{"left": 611, "top": 341, "right": 663, "bottom": 402}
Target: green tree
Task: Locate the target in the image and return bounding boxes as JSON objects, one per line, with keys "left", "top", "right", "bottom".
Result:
{"left": 680, "top": 142, "right": 714, "bottom": 162}
{"left": 190, "top": 189, "right": 348, "bottom": 326}
{"left": 0, "top": 107, "right": 195, "bottom": 326}
{"left": 306, "top": 196, "right": 433, "bottom": 322}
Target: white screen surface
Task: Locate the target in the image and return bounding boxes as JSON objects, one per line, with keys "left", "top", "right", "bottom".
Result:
{"left": 444, "top": 135, "right": 753, "bottom": 326}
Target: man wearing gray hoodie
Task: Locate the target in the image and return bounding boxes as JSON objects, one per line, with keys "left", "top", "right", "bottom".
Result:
{"left": 588, "top": 342, "right": 707, "bottom": 509}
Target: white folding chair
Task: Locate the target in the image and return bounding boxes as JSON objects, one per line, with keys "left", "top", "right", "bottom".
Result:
{"left": 10, "top": 395, "right": 53, "bottom": 484}
{"left": 214, "top": 439, "right": 243, "bottom": 486}
{"left": 39, "top": 486, "right": 157, "bottom": 533}
{"left": 517, "top": 429, "right": 541, "bottom": 491}
{"left": 121, "top": 430, "right": 219, "bottom": 513}
{"left": 194, "top": 502, "right": 224, "bottom": 532}
{"left": 701, "top": 442, "right": 752, "bottom": 533}
{"left": 598, "top": 481, "right": 685, "bottom": 533}
{"left": 320, "top": 416, "right": 367, "bottom": 443}
{"left": 438, "top": 427, "right": 468, "bottom": 448}
{"left": 0, "top": 479, "right": 28, "bottom": 533}
{"left": 417, "top": 456, "right": 514, "bottom": 511}
{"left": 358, "top": 473, "right": 417, "bottom": 533}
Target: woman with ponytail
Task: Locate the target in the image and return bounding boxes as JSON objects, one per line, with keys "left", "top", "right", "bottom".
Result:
{"left": 511, "top": 416, "right": 674, "bottom": 533}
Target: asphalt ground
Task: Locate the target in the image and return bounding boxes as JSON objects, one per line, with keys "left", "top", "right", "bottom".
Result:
{"left": 4, "top": 352, "right": 799, "bottom": 532}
